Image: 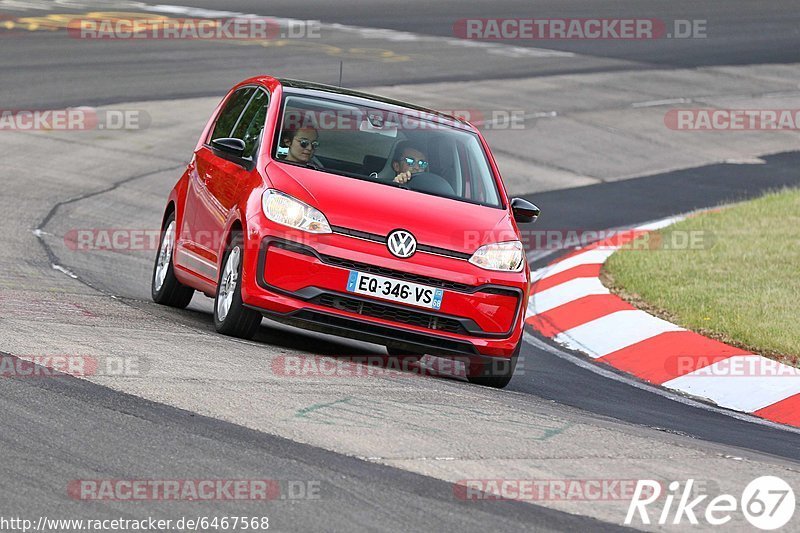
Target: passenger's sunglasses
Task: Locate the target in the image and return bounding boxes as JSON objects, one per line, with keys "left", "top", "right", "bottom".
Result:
{"left": 402, "top": 156, "right": 428, "bottom": 169}
{"left": 296, "top": 138, "right": 319, "bottom": 149}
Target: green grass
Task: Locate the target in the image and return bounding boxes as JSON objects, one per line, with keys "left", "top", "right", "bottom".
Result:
{"left": 604, "top": 188, "right": 800, "bottom": 364}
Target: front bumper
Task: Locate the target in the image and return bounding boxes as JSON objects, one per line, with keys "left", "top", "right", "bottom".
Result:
{"left": 240, "top": 231, "right": 528, "bottom": 358}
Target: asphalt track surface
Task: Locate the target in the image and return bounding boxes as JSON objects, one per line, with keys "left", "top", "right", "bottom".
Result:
{"left": 2, "top": 0, "right": 800, "bottom": 108}
{"left": 2, "top": 1, "right": 800, "bottom": 531}
{"left": 1, "top": 354, "right": 620, "bottom": 532}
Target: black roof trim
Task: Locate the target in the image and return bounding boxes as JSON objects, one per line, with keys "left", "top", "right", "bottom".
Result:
{"left": 277, "top": 78, "right": 469, "bottom": 127}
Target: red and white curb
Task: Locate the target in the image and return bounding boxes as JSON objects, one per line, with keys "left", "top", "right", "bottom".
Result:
{"left": 525, "top": 216, "right": 800, "bottom": 429}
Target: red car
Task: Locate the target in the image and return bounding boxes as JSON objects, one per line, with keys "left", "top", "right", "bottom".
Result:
{"left": 151, "top": 76, "right": 539, "bottom": 388}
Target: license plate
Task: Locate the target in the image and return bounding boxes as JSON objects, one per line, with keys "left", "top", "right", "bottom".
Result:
{"left": 346, "top": 270, "right": 443, "bottom": 310}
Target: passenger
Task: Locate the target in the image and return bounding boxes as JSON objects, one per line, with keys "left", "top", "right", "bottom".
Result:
{"left": 280, "top": 126, "right": 319, "bottom": 164}
{"left": 391, "top": 142, "right": 429, "bottom": 184}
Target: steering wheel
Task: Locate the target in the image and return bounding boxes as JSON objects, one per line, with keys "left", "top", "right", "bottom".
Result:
{"left": 405, "top": 172, "right": 455, "bottom": 196}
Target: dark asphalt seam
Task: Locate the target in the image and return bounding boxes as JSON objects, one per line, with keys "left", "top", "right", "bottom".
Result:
{"left": 33, "top": 163, "right": 185, "bottom": 297}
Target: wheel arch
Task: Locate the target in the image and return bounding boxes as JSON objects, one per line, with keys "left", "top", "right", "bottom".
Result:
{"left": 217, "top": 213, "right": 247, "bottom": 272}
{"left": 160, "top": 201, "right": 176, "bottom": 229}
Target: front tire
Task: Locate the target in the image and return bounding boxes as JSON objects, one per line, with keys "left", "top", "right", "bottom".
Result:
{"left": 213, "top": 233, "right": 262, "bottom": 339}
{"left": 151, "top": 213, "right": 194, "bottom": 308}
{"left": 466, "top": 340, "right": 521, "bottom": 389}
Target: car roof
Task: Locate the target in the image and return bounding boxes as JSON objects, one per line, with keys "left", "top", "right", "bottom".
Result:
{"left": 277, "top": 78, "right": 472, "bottom": 130}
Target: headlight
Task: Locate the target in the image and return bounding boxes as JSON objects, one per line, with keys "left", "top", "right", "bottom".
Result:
{"left": 469, "top": 241, "right": 524, "bottom": 272}
{"left": 262, "top": 189, "right": 331, "bottom": 234}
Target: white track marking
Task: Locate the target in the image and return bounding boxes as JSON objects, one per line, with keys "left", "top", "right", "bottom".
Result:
{"left": 634, "top": 215, "right": 686, "bottom": 232}
{"left": 553, "top": 310, "right": 684, "bottom": 358}
{"left": 631, "top": 97, "right": 691, "bottom": 108}
{"left": 537, "top": 247, "right": 618, "bottom": 279}
{"left": 327, "top": 23, "right": 575, "bottom": 58}
{"left": 51, "top": 264, "right": 79, "bottom": 279}
{"left": 529, "top": 277, "right": 608, "bottom": 315}
{"left": 663, "top": 356, "right": 800, "bottom": 413}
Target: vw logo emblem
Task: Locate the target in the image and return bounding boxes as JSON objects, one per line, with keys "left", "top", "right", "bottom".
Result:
{"left": 387, "top": 230, "right": 417, "bottom": 258}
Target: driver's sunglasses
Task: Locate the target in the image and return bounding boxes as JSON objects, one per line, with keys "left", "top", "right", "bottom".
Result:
{"left": 403, "top": 156, "right": 428, "bottom": 169}
{"left": 296, "top": 138, "right": 319, "bottom": 150}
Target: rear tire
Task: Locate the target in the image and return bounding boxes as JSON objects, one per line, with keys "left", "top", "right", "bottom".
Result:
{"left": 213, "top": 233, "right": 262, "bottom": 339}
{"left": 151, "top": 212, "right": 194, "bottom": 309}
{"left": 466, "top": 340, "right": 521, "bottom": 389}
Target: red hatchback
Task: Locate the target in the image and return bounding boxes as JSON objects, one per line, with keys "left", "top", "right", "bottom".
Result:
{"left": 151, "top": 76, "right": 539, "bottom": 388}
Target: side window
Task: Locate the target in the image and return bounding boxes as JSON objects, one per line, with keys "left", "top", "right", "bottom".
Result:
{"left": 232, "top": 89, "right": 269, "bottom": 159}
{"left": 210, "top": 87, "right": 256, "bottom": 141}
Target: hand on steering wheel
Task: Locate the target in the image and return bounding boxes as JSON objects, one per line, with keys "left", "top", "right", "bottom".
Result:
{"left": 393, "top": 171, "right": 413, "bottom": 184}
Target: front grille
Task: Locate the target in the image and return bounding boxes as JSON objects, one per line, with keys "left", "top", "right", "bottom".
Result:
{"left": 319, "top": 254, "right": 474, "bottom": 292}
{"left": 415, "top": 243, "right": 471, "bottom": 260}
{"left": 331, "top": 226, "right": 386, "bottom": 243}
{"left": 331, "top": 226, "right": 471, "bottom": 260}
{"left": 311, "top": 293, "right": 466, "bottom": 335}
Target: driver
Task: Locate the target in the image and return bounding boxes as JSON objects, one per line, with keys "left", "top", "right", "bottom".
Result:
{"left": 391, "top": 142, "right": 429, "bottom": 184}
{"left": 280, "top": 125, "right": 319, "bottom": 165}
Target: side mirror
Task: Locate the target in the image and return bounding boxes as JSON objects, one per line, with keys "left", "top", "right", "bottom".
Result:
{"left": 510, "top": 197, "right": 540, "bottom": 224}
{"left": 211, "top": 137, "right": 246, "bottom": 157}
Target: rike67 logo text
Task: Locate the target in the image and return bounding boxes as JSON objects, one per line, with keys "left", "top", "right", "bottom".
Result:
{"left": 626, "top": 476, "right": 795, "bottom": 530}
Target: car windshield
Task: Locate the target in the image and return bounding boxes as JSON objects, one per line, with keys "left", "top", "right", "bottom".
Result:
{"left": 274, "top": 93, "right": 503, "bottom": 208}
